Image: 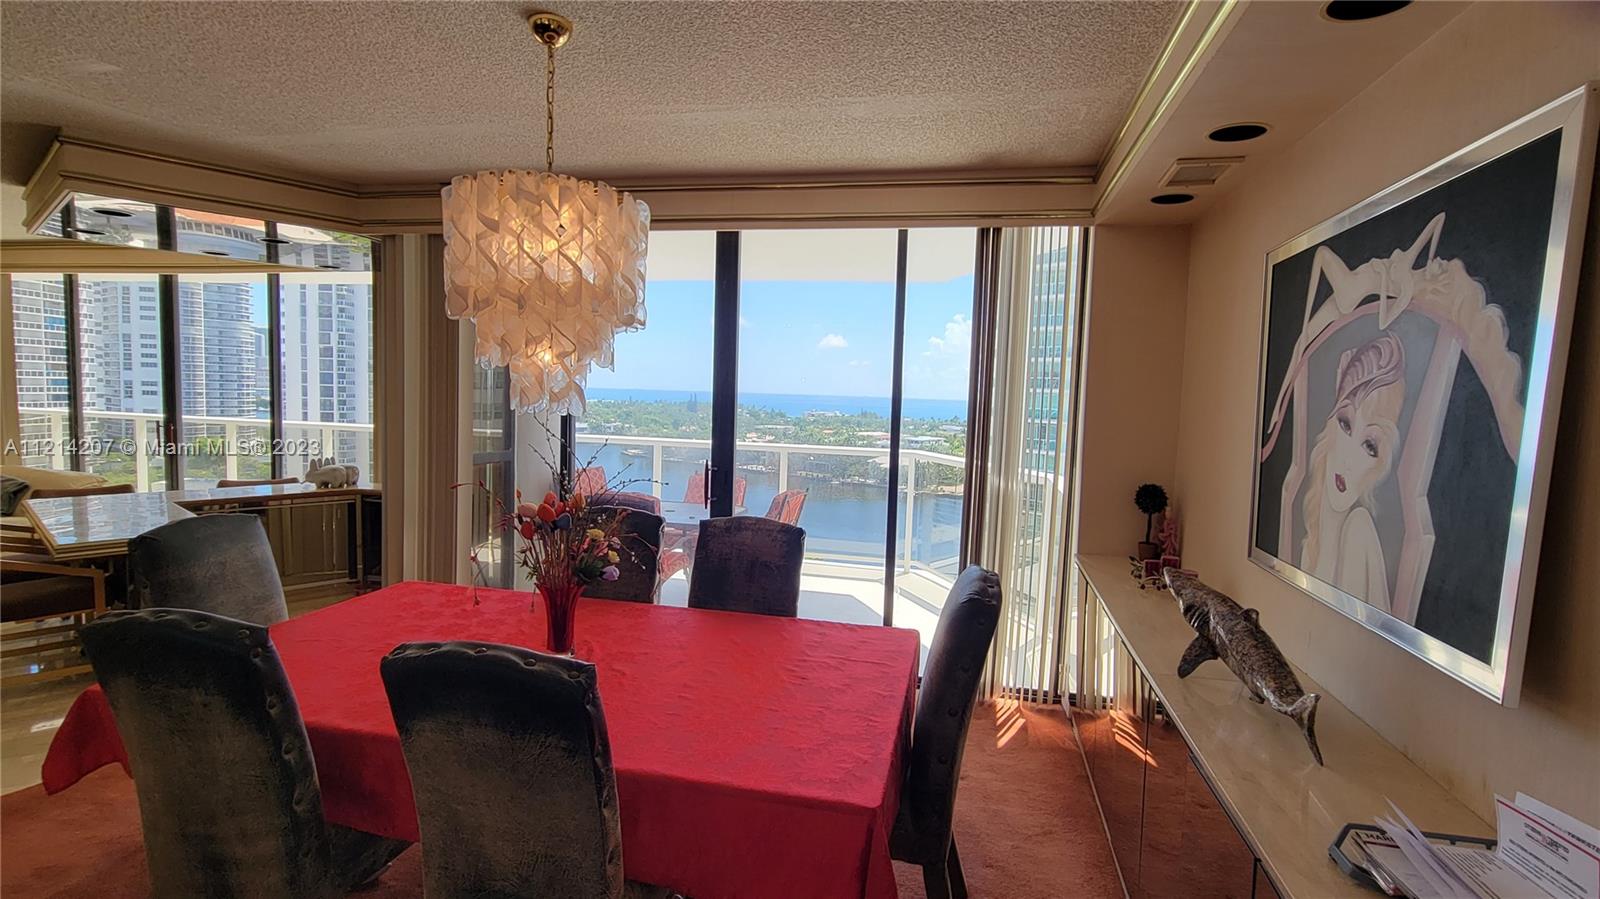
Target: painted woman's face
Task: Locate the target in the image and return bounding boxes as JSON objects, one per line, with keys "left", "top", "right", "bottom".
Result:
{"left": 1323, "top": 391, "right": 1399, "bottom": 513}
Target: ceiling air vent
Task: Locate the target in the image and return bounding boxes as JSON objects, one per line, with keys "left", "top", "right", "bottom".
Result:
{"left": 1160, "top": 156, "right": 1244, "bottom": 189}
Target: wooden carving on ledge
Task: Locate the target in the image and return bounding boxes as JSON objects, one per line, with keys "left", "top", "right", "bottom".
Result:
{"left": 1163, "top": 569, "right": 1324, "bottom": 766}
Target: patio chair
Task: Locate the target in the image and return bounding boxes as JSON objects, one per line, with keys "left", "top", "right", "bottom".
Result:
{"left": 128, "top": 514, "right": 288, "bottom": 624}
{"left": 81, "top": 609, "right": 409, "bottom": 897}
{"left": 574, "top": 466, "right": 608, "bottom": 496}
{"left": 763, "top": 489, "right": 807, "bottom": 526}
{"left": 680, "top": 471, "right": 747, "bottom": 508}
{"left": 381, "top": 642, "right": 671, "bottom": 898}
{"left": 687, "top": 517, "right": 805, "bottom": 618}
{"left": 889, "top": 565, "right": 1002, "bottom": 899}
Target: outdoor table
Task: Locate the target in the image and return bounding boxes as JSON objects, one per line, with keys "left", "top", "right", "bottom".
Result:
{"left": 42, "top": 582, "right": 921, "bottom": 899}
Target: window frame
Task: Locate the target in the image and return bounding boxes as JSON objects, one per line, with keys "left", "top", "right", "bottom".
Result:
{"left": 23, "top": 200, "right": 374, "bottom": 489}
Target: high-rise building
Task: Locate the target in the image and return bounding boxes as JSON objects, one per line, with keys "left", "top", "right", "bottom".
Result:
{"left": 6, "top": 200, "right": 374, "bottom": 481}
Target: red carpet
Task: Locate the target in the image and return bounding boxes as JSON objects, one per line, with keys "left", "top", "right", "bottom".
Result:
{"left": 1, "top": 702, "right": 1118, "bottom": 898}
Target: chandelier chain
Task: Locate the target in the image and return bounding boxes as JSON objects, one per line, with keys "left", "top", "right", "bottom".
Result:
{"left": 545, "top": 42, "right": 556, "bottom": 172}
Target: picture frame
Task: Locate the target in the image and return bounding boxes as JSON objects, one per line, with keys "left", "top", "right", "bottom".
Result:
{"left": 1248, "top": 84, "right": 1598, "bottom": 705}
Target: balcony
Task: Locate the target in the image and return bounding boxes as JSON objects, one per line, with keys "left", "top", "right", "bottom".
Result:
{"left": 577, "top": 433, "right": 966, "bottom": 666}
{"left": 13, "top": 407, "right": 374, "bottom": 491}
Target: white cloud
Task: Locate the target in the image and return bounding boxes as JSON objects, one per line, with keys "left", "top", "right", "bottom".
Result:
{"left": 817, "top": 333, "right": 849, "bottom": 350}
{"left": 925, "top": 314, "right": 971, "bottom": 356}
{"left": 848, "top": 359, "right": 871, "bottom": 368}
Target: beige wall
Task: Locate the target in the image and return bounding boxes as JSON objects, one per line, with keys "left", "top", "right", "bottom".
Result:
{"left": 1077, "top": 225, "right": 1190, "bottom": 556}
{"left": 1173, "top": 2, "right": 1600, "bottom": 823}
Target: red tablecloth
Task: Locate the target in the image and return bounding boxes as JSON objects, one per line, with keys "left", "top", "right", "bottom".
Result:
{"left": 42, "top": 582, "right": 921, "bottom": 899}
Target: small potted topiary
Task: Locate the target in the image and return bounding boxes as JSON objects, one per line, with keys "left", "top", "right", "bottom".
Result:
{"left": 1134, "top": 483, "right": 1168, "bottom": 561}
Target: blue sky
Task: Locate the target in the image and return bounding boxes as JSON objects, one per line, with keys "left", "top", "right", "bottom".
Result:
{"left": 589, "top": 274, "right": 974, "bottom": 400}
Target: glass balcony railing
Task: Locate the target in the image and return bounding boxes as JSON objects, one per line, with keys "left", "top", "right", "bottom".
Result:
{"left": 574, "top": 433, "right": 965, "bottom": 582}
{"left": 13, "top": 407, "right": 374, "bottom": 491}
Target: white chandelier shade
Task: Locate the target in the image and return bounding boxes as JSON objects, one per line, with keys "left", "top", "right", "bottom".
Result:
{"left": 442, "top": 169, "right": 650, "bottom": 414}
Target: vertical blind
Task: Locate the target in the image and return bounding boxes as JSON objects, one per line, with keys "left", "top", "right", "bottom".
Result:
{"left": 975, "top": 226, "right": 1086, "bottom": 702}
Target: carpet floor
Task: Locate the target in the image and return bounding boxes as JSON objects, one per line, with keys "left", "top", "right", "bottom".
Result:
{"left": 1, "top": 701, "right": 1120, "bottom": 898}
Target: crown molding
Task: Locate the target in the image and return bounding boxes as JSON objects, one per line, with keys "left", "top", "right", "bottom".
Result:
{"left": 20, "top": 136, "right": 1100, "bottom": 234}
{"left": 17, "top": 0, "right": 1228, "bottom": 234}
{"left": 1092, "top": 0, "right": 1243, "bottom": 215}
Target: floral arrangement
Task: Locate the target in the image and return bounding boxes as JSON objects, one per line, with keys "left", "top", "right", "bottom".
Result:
{"left": 510, "top": 489, "right": 622, "bottom": 596}
{"left": 456, "top": 429, "right": 655, "bottom": 653}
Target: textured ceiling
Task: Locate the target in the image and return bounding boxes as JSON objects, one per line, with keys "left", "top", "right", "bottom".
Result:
{"left": 0, "top": 1, "right": 1183, "bottom": 186}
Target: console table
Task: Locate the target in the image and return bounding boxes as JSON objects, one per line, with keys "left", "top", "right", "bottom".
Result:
{"left": 1072, "top": 554, "right": 1489, "bottom": 899}
{"left": 18, "top": 483, "right": 382, "bottom": 589}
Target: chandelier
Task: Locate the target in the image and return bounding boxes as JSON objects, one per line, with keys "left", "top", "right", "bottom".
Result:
{"left": 442, "top": 12, "right": 650, "bottom": 414}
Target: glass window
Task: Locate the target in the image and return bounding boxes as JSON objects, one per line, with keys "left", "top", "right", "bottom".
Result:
{"left": 69, "top": 195, "right": 159, "bottom": 248}
{"left": 77, "top": 274, "right": 166, "bottom": 490}
{"left": 578, "top": 231, "right": 717, "bottom": 595}
{"left": 276, "top": 226, "right": 374, "bottom": 482}
{"left": 8, "top": 273, "right": 70, "bottom": 469}
{"left": 737, "top": 229, "right": 900, "bottom": 624}
{"left": 470, "top": 364, "right": 514, "bottom": 588}
{"left": 175, "top": 208, "right": 267, "bottom": 261}
{"left": 177, "top": 273, "right": 272, "bottom": 487}
{"left": 894, "top": 229, "right": 977, "bottom": 652}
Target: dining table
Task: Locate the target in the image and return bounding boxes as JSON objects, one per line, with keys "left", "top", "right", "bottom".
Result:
{"left": 41, "top": 581, "right": 922, "bottom": 899}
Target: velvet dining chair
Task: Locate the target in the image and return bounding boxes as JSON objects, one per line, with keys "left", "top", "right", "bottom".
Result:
{"left": 127, "top": 514, "right": 288, "bottom": 625}
{"left": 686, "top": 517, "right": 805, "bottom": 618}
{"left": 585, "top": 507, "right": 663, "bottom": 603}
{"left": 380, "top": 642, "right": 672, "bottom": 899}
{"left": 80, "top": 609, "right": 410, "bottom": 898}
{"left": 889, "top": 565, "right": 1002, "bottom": 899}
{"left": 591, "top": 490, "right": 662, "bottom": 516}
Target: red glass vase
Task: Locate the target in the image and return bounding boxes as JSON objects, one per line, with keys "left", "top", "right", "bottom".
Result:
{"left": 538, "top": 582, "right": 583, "bottom": 655}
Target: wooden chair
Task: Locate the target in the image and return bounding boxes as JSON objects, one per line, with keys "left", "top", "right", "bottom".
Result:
{"left": 585, "top": 507, "right": 663, "bottom": 604}
{"left": 381, "top": 642, "right": 671, "bottom": 898}
{"left": 128, "top": 514, "right": 288, "bottom": 624}
{"left": 687, "top": 517, "right": 805, "bottom": 618}
{"left": 0, "top": 558, "right": 105, "bottom": 684}
{"left": 216, "top": 477, "right": 299, "bottom": 488}
{"left": 81, "top": 609, "right": 409, "bottom": 896}
{"left": 764, "top": 489, "right": 808, "bottom": 526}
{"left": 889, "top": 566, "right": 1002, "bottom": 899}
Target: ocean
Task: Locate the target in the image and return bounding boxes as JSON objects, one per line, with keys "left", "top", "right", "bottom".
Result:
{"left": 586, "top": 387, "right": 966, "bottom": 421}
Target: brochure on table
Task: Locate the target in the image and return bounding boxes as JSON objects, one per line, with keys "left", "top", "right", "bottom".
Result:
{"left": 1358, "top": 793, "right": 1599, "bottom": 899}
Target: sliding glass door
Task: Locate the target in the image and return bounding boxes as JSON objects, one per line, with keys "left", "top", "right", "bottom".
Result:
{"left": 563, "top": 227, "right": 981, "bottom": 662}
{"left": 574, "top": 231, "right": 719, "bottom": 600}
{"left": 894, "top": 229, "right": 979, "bottom": 654}
{"left": 736, "top": 229, "right": 901, "bottom": 625}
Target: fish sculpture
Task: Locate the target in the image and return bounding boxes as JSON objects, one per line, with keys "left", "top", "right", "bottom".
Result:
{"left": 1164, "top": 568, "right": 1323, "bottom": 766}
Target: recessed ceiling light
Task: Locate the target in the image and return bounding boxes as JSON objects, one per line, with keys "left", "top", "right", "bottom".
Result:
{"left": 259, "top": 236, "right": 292, "bottom": 245}
{"left": 68, "top": 227, "right": 107, "bottom": 236}
{"left": 1150, "top": 193, "right": 1195, "bottom": 206}
{"left": 1207, "top": 123, "right": 1270, "bottom": 143}
{"left": 202, "top": 250, "right": 230, "bottom": 257}
{"left": 1322, "top": 1, "right": 1411, "bottom": 22}
{"left": 318, "top": 264, "right": 342, "bottom": 270}
{"left": 89, "top": 206, "right": 135, "bottom": 218}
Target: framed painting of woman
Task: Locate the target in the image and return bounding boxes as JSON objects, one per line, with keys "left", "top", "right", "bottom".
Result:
{"left": 1249, "top": 84, "right": 1597, "bottom": 705}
